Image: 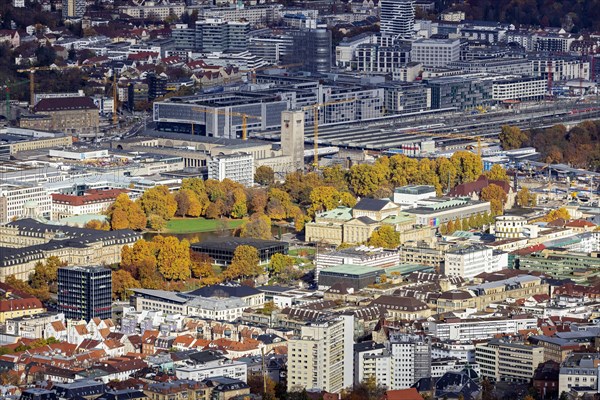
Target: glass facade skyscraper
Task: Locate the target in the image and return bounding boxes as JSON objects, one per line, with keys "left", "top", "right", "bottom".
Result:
{"left": 58, "top": 266, "right": 112, "bottom": 322}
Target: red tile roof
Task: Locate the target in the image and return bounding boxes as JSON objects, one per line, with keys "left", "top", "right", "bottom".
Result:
{"left": 448, "top": 175, "right": 512, "bottom": 197}
{"left": 52, "top": 189, "right": 128, "bottom": 206}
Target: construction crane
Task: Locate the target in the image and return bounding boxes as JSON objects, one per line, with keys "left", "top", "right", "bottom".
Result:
{"left": 1, "top": 80, "right": 28, "bottom": 120}
{"left": 239, "top": 63, "right": 304, "bottom": 84}
{"left": 191, "top": 107, "right": 261, "bottom": 140}
{"left": 112, "top": 70, "right": 118, "bottom": 125}
{"left": 303, "top": 98, "right": 357, "bottom": 169}
{"left": 17, "top": 65, "right": 83, "bottom": 107}
{"left": 405, "top": 130, "right": 487, "bottom": 157}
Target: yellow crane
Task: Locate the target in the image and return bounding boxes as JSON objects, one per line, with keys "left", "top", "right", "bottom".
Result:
{"left": 17, "top": 65, "right": 83, "bottom": 107}
{"left": 191, "top": 107, "right": 261, "bottom": 140}
{"left": 239, "top": 63, "right": 304, "bottom": 84}
{"left": 112, "top": 71, "right": 118, "bottom": 125}
{"left": 406, "top": 130, "right": 487, "bottom": 157}
{"left": 303, "top": 98, "right": 357, "bottom": 169}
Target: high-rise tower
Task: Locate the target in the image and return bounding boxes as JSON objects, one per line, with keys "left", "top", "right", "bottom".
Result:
{"left": 380, "top": 0, "right": 415, "bottom": 40}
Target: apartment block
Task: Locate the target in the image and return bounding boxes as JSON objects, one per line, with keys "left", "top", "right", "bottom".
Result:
{"left": 389, "top": 334, "right": 431, "bottom": 389}
{"left": 287, "top": 315, "right": 354, "bottom": 393}
{"left": 208, "top": 153, "right": 254, "bottom": 187}
{"left": 476, "top": 339, "right": 544, "bottom": 383}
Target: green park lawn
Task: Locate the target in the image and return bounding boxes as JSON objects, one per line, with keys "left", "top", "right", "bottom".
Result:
{"left": 166, "top": 218, "right": 245, "bottom": 233}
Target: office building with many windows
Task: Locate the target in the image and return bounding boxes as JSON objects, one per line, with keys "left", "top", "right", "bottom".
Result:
{"left": 57, "top": 266, "right": 112, "bottom": 322}
{"left": 208, "top": 153, "right": 254, "bottom": 186}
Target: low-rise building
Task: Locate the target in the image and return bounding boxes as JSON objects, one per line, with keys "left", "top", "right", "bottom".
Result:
{"left": 424, "top": 315, "right": 538, "bottom": 341}
{"left": 558, "top": 353, "right": 600, "bottom": 395}
{"left": 444, "top": 245, "right": 507, "bottom": 279}
{"left": 21, "top": 97, "right": 100, "bottom": 139}
{"left": 175, "top": 351, "right": 248, "bottom": 383}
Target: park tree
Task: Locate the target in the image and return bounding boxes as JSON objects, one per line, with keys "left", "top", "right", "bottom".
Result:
{"left": 29, "top": 256, "right": 65, "bottom": 290}
{"left": 436, "top": 157, "right": 458, "bottom": 192}
{"left": 453, "top": 217, "right": 462, "bottom": 231}
{"left": 499, "top": 125, "right": 528, "bottom": 150}
{"left": 175, "top": 189, "right": 202, "bottom": 217}
{"left": 268, "top": 253, "right": 295, "bottom": 275}
{"left": 180, "top": 178, "right": 210, "bottom": 214}
{"left": 222, "top": 245, "right": 261, "bottom": 280}
{"left": 451, "top": 151, "right": 483, "bottom": 184}
{"left": 112, "top": 270, "right": 141, "bottom": 300}
{"left": 544, "top": 207, "right": 570, "bottom": 222}
{"left": 156, "top": 236, "right": 192, "bottom": 281}
{"left": 339, "top": 191, "right": 357, "bottom": 208}
{"left": 248, "top": 189, "right": 268, "bottom": 214}
{"left": 84, "top": 219, "right": 110, "bottom": 230}
{"left": 229, "top": 188, "right": 248, "bottom": 219}
{"left": 481, "top": 184, "right": 508, "bottom": 215}
{"left": 368, "top": 225, "right": 400, "bottom": 249}
{"left": 322, "top": 164, "right": 349, "bottom": 191}
{"left": 439, "top": 223, "right": 448, "bottom": 235}
{"left": 342, "top": 376, "right": 386, "bottom": 400}
{"left": 255, "top": 165, "right": 275, "bottom": 186}
{"left": 389, "top": 154, "right": 419, "bottom": 186}
{"left": 205, "top": 199, "right": 224, "bottom": 219}
{"left": 148, "top": 214, "right": 167, "bottom": 231}
{"left": 309, "top": 186, "right": 341, "bottom": 216}
{"left": 294, "top": 211, "right": 310, "bottom": 233}
{"left": 462, "top": 217, "right": 470, "bottom": 230}
{"left": 107, "top": 193, "right": 146, "bottom": 230}
{"left": 350, "top": 163, "right": 388, "bottom": 197}
{"left": 446, "top": 220, "right": 455, "bottom": 233}
{"left": 517, "top": 187, "right": 537, "bottom": 207}
{"left": 484, "top": 164, "right": 510, "bottom": 182}
{"left": 138, "top": 185, "right": 177, "bottom": 222}
{"left": 190, "top": 252, "right": 220, "bottom": 284}
{"left": 240, "top": 213, "right": 272, "bottom": 240}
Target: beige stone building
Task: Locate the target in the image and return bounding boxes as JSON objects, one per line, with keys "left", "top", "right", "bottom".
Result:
{"left": 20, "top": 97, "right": 99, "bottom": 138}
{"left": 306, "top": 198, "right": 435, "bottom": 245}
{"left": 0, "top": 218, "right": 141, "bottom": 281}
{"left": 436, "top": 275, "right": 548, "bottom": 313}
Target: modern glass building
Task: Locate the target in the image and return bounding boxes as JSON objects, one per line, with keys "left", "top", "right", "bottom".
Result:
{"left": 57, "top": 266, "right": 112, "bottom": 321}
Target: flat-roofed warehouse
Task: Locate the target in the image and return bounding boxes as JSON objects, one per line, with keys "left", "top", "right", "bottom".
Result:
{"left": 191, "top": 237, "right": 289, "bottom": 265}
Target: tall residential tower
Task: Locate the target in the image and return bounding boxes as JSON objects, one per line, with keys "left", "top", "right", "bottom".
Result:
{"left": 380, "top": 0, "right": 415, "bottom": 40}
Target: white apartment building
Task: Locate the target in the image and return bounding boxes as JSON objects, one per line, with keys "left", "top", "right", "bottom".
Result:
{"left": 495, "top": 215, "right": 527, "bottom": 239}
{"left": 492, "top": 77, "right": 546, "bottom": 102}
{"left": 208, "top": 153, "right": 254, "bottom": 187}
{"left": 0, "top": 183, "right": 52, "bottom": 223}
{"left": 411, "top": 38, "right": 461, "bottom": 67}
{"left": 393, "top": 185, "right": 437, "bottom": 209}
{"left": 424, "top": 316, "right": 539, "bottom": 341}
{"left": 431, "top": 358, "right": 480, "bottom": 377}
{"left": 431, "top": 341, "right": 476, "bottom": 362}
{"left": 389, "top": 334, "right": 431, "bottom": 389}
{"left": 476, "top": 339, "right": 544, "bottom": 383}
{"left": 176, "top": 356, "right": 248, "bottom": 382}
{"left": 287, "top": 315, "right": 354, "bottom": 393}
{"left": 444, "top": 244, "right": 505, "bottom": 279}
{"left": 354, "top": 342, "right": 392, "bottom": 389}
